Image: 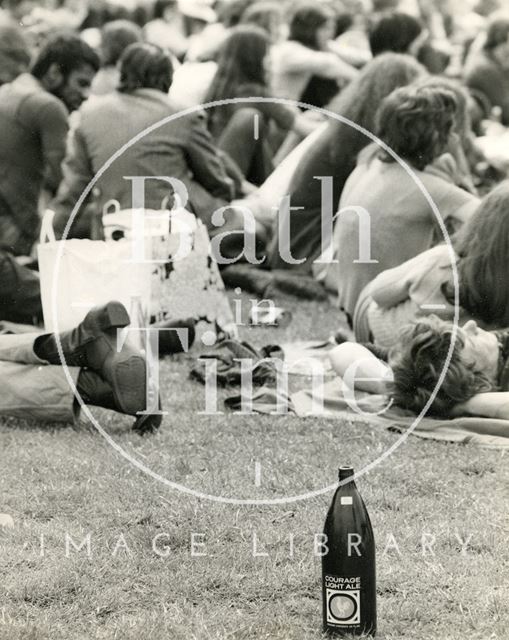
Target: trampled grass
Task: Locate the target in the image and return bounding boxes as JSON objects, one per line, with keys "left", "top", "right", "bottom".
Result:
{"left": 0, "top": 294, "right": 507, "bottom": 639}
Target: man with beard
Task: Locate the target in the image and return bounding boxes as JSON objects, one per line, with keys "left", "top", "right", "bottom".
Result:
{"left": 0, "top": 34, "right": 99, "bottom": 257}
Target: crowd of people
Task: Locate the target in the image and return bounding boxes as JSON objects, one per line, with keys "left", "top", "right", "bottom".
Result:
{"left": 0, "top": 0, "right": 509, "bottom": 431}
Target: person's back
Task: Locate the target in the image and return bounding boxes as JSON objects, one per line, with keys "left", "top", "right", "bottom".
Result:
{"left": 76, "top": 89, "right": 198, "bottom": 209}
{"left": 267, "top": 53, "right": 425, "bottom": 273}
{"left": 53, "top": 43, "right": 235, "bottom": 233}
{"left": 0, "top": 74, "right": 68, "bottom": 245}
{"left": 335, "top": 85, "right": 480, "bottom": 321}
{"left": 336, "top": 145, "right": 478, "bottom": 319}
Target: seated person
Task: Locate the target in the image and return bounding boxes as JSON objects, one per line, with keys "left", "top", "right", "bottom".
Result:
{"left": 335, "top": 84, "right": 479, "bottom": 324}
{"left": 205, "top": 26, "right": 318, "bottom": 186}
{"left": 267, "top": 53, "right": 424, "bottom": 272}
{"left": 52, "top": 43, "right": 239, "bottom": 238}
{"left": 330, "top": 316, "right": 509, "bottom": 420}
{"left": 271, "top": 2, "right": 358, "bottom": 104}
{"left": 0, "top": 34, "right": 99, "bottom": 256}
{"left": 353, "top": 181, "right": 509, "bottom": 347}
{"left": 465, "top": 13, "right": 509, "bottom": 126}
{"left": 368, "top": 10, "right": 450, "bottom": 74}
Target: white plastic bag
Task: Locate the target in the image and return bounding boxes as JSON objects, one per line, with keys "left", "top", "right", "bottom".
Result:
{"left": 38, "top": 210, "right": 152, "bottom": 332}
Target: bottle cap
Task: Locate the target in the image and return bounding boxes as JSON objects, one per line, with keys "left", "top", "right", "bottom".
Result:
{"left": 338, "top": 466, "right": 354, "bottom": 481}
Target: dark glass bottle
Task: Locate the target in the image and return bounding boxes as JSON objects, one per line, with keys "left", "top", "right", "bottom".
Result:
{"left": 322, "top": 466, "right": 377, "bottom": 637}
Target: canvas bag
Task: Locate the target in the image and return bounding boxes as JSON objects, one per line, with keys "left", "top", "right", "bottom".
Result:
{"left": 37, "top": 210, "right": 152, "bottom": 332}
{"left": 101, "top": 200, "right": 235, "bottom": 327}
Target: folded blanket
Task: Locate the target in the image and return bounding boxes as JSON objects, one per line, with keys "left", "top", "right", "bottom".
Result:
{"left": 217, "top": 341, "right": 509, "bottom": 449}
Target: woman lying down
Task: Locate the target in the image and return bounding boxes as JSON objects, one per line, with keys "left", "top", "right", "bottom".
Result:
{"left": 330, "top": 316, "right": 509, "bottom": 420}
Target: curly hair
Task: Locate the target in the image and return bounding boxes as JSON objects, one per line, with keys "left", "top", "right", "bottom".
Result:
{"left": 376, "top": 85, "right": 458, "bottom": 171}
{"left": 388, "top": 316, "right": 493, "bottom": 416}
{"left": 118, "top": 43, "right": 173, "bottom": 93}
{"left": 31, "top": 34, "right": 100, "bottom": 81}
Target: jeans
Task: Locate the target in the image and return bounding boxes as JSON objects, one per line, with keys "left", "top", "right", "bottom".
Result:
{"left": 0, "top": 332, "right": 79, "bottom": 423}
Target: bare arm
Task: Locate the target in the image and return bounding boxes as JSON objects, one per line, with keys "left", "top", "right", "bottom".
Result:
{"left": 329, "top": 343, "right": 392, "bottom": 395}
{"left": 452, "top": 393, "right": 509, "bottom": 420}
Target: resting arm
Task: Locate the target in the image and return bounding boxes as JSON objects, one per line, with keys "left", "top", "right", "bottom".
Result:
{"left": 451, "top": 392, "right": 509, "bottom": 420}
{"left": 367, "top": 262, "right": 414, "bottom": 309}
{"left": 282, "top": 45, "right": 358, "bottom": 83}
{"left": 329, "top": 343, "right": 392, "bottom": 395}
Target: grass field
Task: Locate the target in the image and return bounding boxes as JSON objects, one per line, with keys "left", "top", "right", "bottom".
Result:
{"left": 0, "top": 293, "right": 507, "bottom": 640}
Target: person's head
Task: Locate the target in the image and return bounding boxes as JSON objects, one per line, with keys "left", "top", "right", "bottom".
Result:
{"left": 31, "top": 34, "right": 100, "bottom": 111}
{"left": 376, "top": 84, "right": 457, "bottom": 171}
{"left": 288, "top": 2, "right": 336, "bottom": 51}
{"left": 413, "top": 76, "right": 472, "bottom": 144}
{"left": 207, "top": 25, "right": 270, "bottom": 97}
{"left": 455, "top": 181, "right": 509, "bottom": 327}
{"left": 100, "top": 20, "right": 143, "bottom": 67}
{"left": 118, "top": 42, "right": 173, "bottom": 93}
{"left": 153, "top": 0, "right": 179, "bottom": 21}
{"left": 240, "top": 2, "right": 283, "bottom": 44}
{"left": 484, "top": 13, "right": 509, "bottom": 67}
{"left": 369, "top": 12, "right": 425, "bottom": 57}
{"left": 389, "top": 316, "right": 497, "bottom": 416}
{"left": 215, "top": 0, "right": 252, "bottom": 28}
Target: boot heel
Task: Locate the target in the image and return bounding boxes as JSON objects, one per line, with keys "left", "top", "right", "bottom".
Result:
{"left": 96, "top": 301, "right": 131, "bottom": 330}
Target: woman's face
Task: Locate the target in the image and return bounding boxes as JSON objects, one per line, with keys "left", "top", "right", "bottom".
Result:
{"left": 315, "top": 18, "right": 336, "bottom": 50}
{"left": 460, "top": 320, "right": 500, "bottom": 381}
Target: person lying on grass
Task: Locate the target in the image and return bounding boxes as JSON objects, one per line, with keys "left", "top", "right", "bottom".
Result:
{"left": 0, "top": 301, "right": 192, "bottom": 434}
{"left": 330, "top": 315, "right": 509, "bottom": 420}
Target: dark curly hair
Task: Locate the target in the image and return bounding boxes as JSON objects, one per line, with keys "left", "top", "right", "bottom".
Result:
{"left": 375, "top": 85, "right": 458, "bottom": 171}
{"left": 388, "top": 316, "right": 493, "bottom": 416}
{"left": 118, "top": 43, "right": 173, "bottom": 93}
{"left": 288, "top": 2, "right": 334, "bottom": 50}
{"left": 31, "top": 34, "right": 100, "bottom": 81}
{"left": 368, "top": 11, "right": 423, "bottom": 56}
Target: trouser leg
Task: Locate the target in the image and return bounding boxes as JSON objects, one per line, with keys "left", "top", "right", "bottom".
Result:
{"left": 0, "top": 359, "right": 79, "bottom": 423}
{"left": 0, "top": 332, "right": 80, "bottom": 422}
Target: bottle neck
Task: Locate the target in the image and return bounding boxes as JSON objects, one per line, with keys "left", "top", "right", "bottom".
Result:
{"left": 338, "top": 466, "right": 354, "bottom": 483}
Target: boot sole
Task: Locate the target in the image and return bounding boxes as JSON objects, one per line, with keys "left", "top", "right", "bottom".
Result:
{"left": 111, "top": 355, "right": 148, "bottom": 415}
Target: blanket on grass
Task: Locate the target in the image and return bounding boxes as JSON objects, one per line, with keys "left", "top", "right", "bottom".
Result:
{"left": 210, "top": 340, "right": 509, "bottom": 449}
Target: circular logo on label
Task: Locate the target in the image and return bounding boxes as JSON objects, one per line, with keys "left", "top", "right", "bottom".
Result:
{"left": 329, "top": 593, "right": 357, "bottom": 621}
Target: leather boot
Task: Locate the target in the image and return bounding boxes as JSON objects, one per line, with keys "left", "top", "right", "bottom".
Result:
{"left": 77, "top": 369, "right": 162, "bottom": 435}
{"left": 34, "top": 301, "right": 149, "bottom": 416}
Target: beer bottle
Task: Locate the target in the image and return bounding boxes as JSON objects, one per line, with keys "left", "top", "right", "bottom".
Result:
{"left": 322, "top": 466, "right": 376, "bottom": 637}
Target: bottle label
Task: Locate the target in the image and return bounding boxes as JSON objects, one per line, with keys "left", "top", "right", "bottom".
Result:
{"left": 324, "top": 575, "right": 361, "bottom": 627}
